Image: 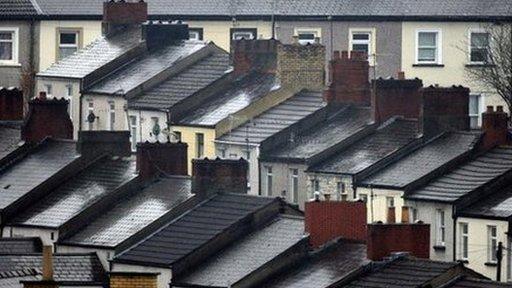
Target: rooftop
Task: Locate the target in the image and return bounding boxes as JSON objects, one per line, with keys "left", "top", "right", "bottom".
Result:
{"left": 459, "top": 182, "right": 512, "bottom": 220}
{"left": 310, "top": 118, "right": 420, "bottom": 175}
{"left": 362, "top": 131, "right": 481, "bottom": 189}
{"left": 0, "top": 0, "right": 39, "bottom": 17}
{"left": 407, "top": 146, "right": 512, "bottom": 203}
{"left": 0, "top": 125, "right": 21, "bottom": 160}
{"left": 217, "top": 90, "right": 326, "bottom": 145}
{"left": 10, "top": 157, "right": 136, "bottom": 228}
{"left": 60, "top": 176, "right": 192, "bottom": 248}
{"left": 447, "top": 277, "right": 512, "bottom": 288}
{"left": 0, "top": 268, "right": 40, "bottom": 288}
{"left": 0, "top": 238, "right": 42, "bottom": 255}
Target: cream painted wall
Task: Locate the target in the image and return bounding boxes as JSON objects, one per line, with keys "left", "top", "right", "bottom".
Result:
{"left": 111, "top": 263, "right": 172, "bottom": 288}
{"left": 357, "top": 187, "right": 405, "bottom": 223}
{"left": 82, "top": 94, "right": 127, "bottom": 133}
{"left": 57, "top": 244, "right": 114, "bottom": 270}
{"left": 3, "top": 226, "right": 58, "bottom": 247}
{"left": 456, "top": 217, "right": 509, "bottom": 281}
{"left": 38, "top": 20, "right": 102, "bottom": 71}
{"left": 170, "top": 126, "right": 216, "bottom": 174}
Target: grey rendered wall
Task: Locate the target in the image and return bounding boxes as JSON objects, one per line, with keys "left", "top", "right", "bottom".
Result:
{"left": 260, "top": 161, "right": 309, "bottom": 209}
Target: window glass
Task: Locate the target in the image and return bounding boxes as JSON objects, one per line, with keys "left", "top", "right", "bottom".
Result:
{"left": 45, "top": 84, "right": 53, "bottom": 96}
{"left": 460, "top": 223, "right": 469, "bottom": 260}
{"left": 297, "top": 30, "right": 319, "bottom": 45}
{"left": 109, "top": 103, "right": 116, "bottom": 131}
{"left": 0, "top": 31, "right": 14, "bottom": 61}
{"left": 196, "top": 133, "right": 204, "bottom": 158}
{"left": 233, "top": 32, "right": 254, "bottom": 40}
{"left": 351, "top": 32, "right": 371, "bottom": 54}
{"left": 386, "top": 197, "right": 395, "bottom": 208}
{"left": 173, "top": 131, "right": 182, "bottom": 142}
{"left": 59, "top": 31, "right": 79, "bottom": 60}
{"left": 189, "top": 28, "right": 203, "bottom": 41}
{"left": 469, "top": 94, "right": 481, "bottom": 129}
{"left": 130, "top": 116, "right": 137, "bottom": 151}
{"left": 470, "top": 32, "right": 489, "bottom": 63}
{"left": 488, "top": 226, "right": 498, "bottom": 262}
{"left": 290, "top": 169, "right": 299, "bottom": 203}
{"left": 266, "top": 166, "right": 273, "bottom": 196}
{"left": 436, "top": 209, "right": 446, "bottom": 246}
{"left": 418, "top": 32, "right": 438, "bottom": 63}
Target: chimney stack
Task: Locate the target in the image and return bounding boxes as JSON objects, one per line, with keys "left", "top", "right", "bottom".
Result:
{"left": 387, "top": 206, "right": 396, "bottom": 224}
{"left": 324, "top": 50, "right": 370, "bottom": 105}
{"left": 42, "top": 245, "right": 53, "bottom": 281}
{"left": 401, "top": 206, "right": 410, "bottom": 224}
{"left": 232, "top": 39, "right": 278, "bottom": 76}
{"left": 192, "top": 158, "right": 248, "bottom": 197}
{"left": 21, "top": 93, "right": 73, "bottom": 143}
{"left": 481, "top": 105, "right": 509, "bottom": 151}
{"left": 277, "top": 42, "right": 325, "bottom": 90}
{"left": 109, "top": 272, "right": 159, "bottom": 288}
{"left": 136, "top": 141, "right": 188, "bottom": 180}
{"left": 0, "top": 87, "right": 23, "bottom": 121}
{"left": 142, "top": 21, "right": 190, "bottom": 50}
{"left": 77, "top": 131, "right": 132, "bottom": 157}
{"left": 102, "top": 0, "right": 148, "bottom": 36}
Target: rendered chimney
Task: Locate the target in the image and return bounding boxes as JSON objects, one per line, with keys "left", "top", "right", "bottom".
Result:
{"left": 481, "top": 105, "right": 509, "bottom": 151}
{"left": 323, "top": 50, "right": 370, "bottom": 105}
{"left": 387, "top": 206, "right": 396, "bottom": 224}
{"left": 0, "top": 87, "right": 23, "bottom": 121}
{"left": 232, "top": 39, "right": 278, "bottom": 76}
{"left": 401, "top": 206, "right": 410, "bottom": 224}
{"left": 191, "top": 158, "right": 248, "bottom": 197}
{"left": 136, "top": 141, "right": 188, "bottom": 180}
{"left": 42, "top": 245, "right": 53, "bottom": 281}
{"left": 102, "top": 0, "right": 148, "bottom": 36}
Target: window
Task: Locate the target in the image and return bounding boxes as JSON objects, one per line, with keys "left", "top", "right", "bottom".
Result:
{"left": 196, "top": 133, "right": 204, "bottom": 158}
{"left": 488, "top": 225, "right": 498, "bottom": 263}
{"left": 436, "top": 209, "right": 446, "bottom": 246}
{"left": 245, "top": 150, "right": 251, "bottom": 160}
{"left": 231, "top": 28, "right": 257, "bottom": 40}
{"left": 290, "top": 169, "right": 299, "bottom": 203}
{"left": 109, "top": 102, "right": 115, "bottom": 131}
{"left": 50, "top": 232, "right": 55, "bottom": 241}
{"left": 87, "top": 101, "right": 94, "bottom": 131}
{"left": 350, "top": 31, "right": 371, "bottom": 55}
{"left": 44, "top": 84, "right": 53, "bottom": 96}
{"left": 337, "top": 182, "right": 346, "bottom": 201}
{"left": 173, "top": 131, "right": 182, "bottom": 142}
{"left": 386, "top": 197, "right": 395, "bottom": 208}
{"left": 469, "top": 31, "right": 489, "bottom": 64}
{"left": 295, "top": 28, "right": 320, "bottom": 45}
{"left": 0, "top": 28, "right": 18, "bottom": 64}
{"left": 310, "top": 179, "right": 320, "bottom": 198}
{"left": 411, "top": 208, "right": 419, "bottom": 222}
{"left": 66, "top": 84, "right": 73, "bottom": 119}
{"left": 150, "top": 117, "right": 160, "bottom": 139}
{"left": 58, "top": 30, "right": 80, "bottom": 60}
{"left": 229, "top": 153, "right": 238, "bottom": 159}
{"left": 459, "top": 223, "right": 469, "bottom": 260}
{"left": 416, "top": 29, "right": 442, "bottom": 64}
{"left": 469, "top": 94, "right": 482, "bottom": 129}
{"left": 217, "top": 147, "right": 226, "bottom": 158}
{"left": 266, "top": 166, "right": 273, "bottom": 196}
{"left": 189, "top": 28, "right": 204, "bottom": 41}
{"left": 129, "top": 115, "right": 138, "bottom": 151}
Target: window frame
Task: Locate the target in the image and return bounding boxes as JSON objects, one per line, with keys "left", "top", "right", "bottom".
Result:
{"left": 459, "top": 222, "right": 469, "bottom": 261}
{"left": 0, "top": 27, "right": 19, "bottom": 65}
{"left": 436, "top": 209, "right": 446, "bottom": 246}
{"left": 290, "top": 168, "right": 299, "bottom": 204}
{"left": 415, "top": 28, "right": 442, "bottom": 65}
{"left": 108, "top": 102, "right": 116, "bottom": 131}
{"left": 129, "top": 115, "right": 138, "bottom": 151}
{"left": 195, "top": 133, "right": 205, "bottom": 158}
{"left": 336, "top": 181, "right": 347, "bottom": 201}
{"left": 230, "top": 28, "right": 257, "bottom": 41}
{"left": 265, "top": 166, "right": 273, "bottom": 196}
{"left": 294, "top": 27, "right": 321, "bottom": 45}
{"left": 189, "top": 28, "right": 204, "bottom": 41}
{"left": 56, "top": 28, "right": 82, "bottom": 61}
{"left": 488, "top": 225, "right": 498, "bottom": 263}
{"left": 66, "top": 84, "right": 73, "bottom": 120}
{"left": 349, "top": 28, "right": 376, "bottom": 65}
{"left": 468, "top": 28, "right": 490, "bottom": 65}
{"left": 469, "top": 93, "right": 484, "bottom": 129}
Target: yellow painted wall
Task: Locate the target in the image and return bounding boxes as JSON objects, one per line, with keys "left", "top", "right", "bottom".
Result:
{"left": 357, "top": 187, "right": 405, "bottom": 223}
{"left": 170, "top": 126, "right": 216, "bottom": 174}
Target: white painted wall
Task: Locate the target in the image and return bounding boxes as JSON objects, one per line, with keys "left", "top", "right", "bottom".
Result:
{"left": 2, "top": 226, "right": 58, "bottom": 246}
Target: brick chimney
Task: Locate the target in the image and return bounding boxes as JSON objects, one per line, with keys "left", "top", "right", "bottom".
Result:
{"left": 232, "top": 39, "right": 278, "bottom": 76}
{"left": 367, "top": 222, "right": 430, "bottom": 261}
{"left": 480, "top": 105, "right": 509, "bottom": 151}
{"left": 136, "top": 141, "right": 188, "bottom": 180}
{"left": 109, "top": 272, "right": 159, "bottom": 288}
{"left": 142, "top": 21, "right": 190, "bottom": 51}
{"left": 77, "top": 131, "right": 132, "bottom": 157}
{"left": 372, "top": 73, "right": 423, "bottom": 124}
{"left": 21, "top": 92, "right": 73, "bottom": 143}
{"left": 22, "top": 245, "right": 58, "bottom": 288}
{"left": 102, "top": 0, "right": 148, "bottom": 36}
{"left": 323, "top": 51, "right": 370, "bottom": 106}
{"left": 277, "top": 42, "right": 325, "bottom": 90}
{"left": 0, "top": 87, "right": 23, "bottom": 121}
{"left": 422, "top": 85, "right": 470, "bottom": 138}
{"left": 304, "top": 200, "right": 367, "bottom": 249}
{"left": 191, "top": 158, "right": 248, "bottom": 197}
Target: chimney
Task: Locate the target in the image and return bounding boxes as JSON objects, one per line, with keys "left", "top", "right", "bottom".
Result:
{"left": 401, "top": 206, "right": 410, "bottom": 224}
{"left": 136, "top": 141, "right": 188, "bottom": 180}
{"left": 102, "top": 0, "right": 148, "bottom": 36}
{"left": 422, "top": 85, "right": 470, "bottom": 138}
{"left": 42, "top": 245, "right": 53, "bottom": 280}
{"left": 304, "top": 200, "right": 367, "bottom": 248}
{"left": 232, "top": 39, "right": 278, "bottom": 76}
{"left": 372, "top": 73, "right": 423, "bottom": 124}
{"left": 142, "top": 21, "right": 190, "bottom": 51}
{"left": 386, "top": 206, "right": 396, "bottom": 224}
{"left": 191, "top": 158, "right": 248, "bottom": 197}
{"left": 0, "top": 87, "right": 23, "bottom": 121}
{"left": 481, "top": 105, "right": 509, "bottom": 151}
{"left": 323, "top": 50, "right": 370, "bottom": 106}
{"left": 77, "top": 131, "right": 131, "bottom": 157}
{"left": 277, "top": 42, "right": 326, "bottom": 90}
{"left": 109, "top": 272, "right": 159, "bottom": 288}
{"left": 21, "top": 92, "right": 73, "bottom": 143}
{"left": 367, "top": 222, "right": 430, "bottom": 261}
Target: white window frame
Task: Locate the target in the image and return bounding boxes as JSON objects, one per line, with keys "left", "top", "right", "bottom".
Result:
{"left": 108, "top": 102, "right": 116, "bottom": 131}
{"left": 294, "top": 28, "right": 321, "bottom": 45}
{"left": 349, "top": 28, "right": 376, "bottom": 65}
{"left": 386, "top": 197, "right": 395, "bottom": 208}
{"left": 66, "top": 84, "right": 73, "bottom": 120}
{"left": 129, "top": 115, "right": 138, "bottom": 151}
{"left": 195, "top": 133, "right": 205, "bottom": 158}
{"left": 336, "top": 181, "right": 347, "bottom": 201}
{"left": 87, "top": 101, "right": 94, "bottom": 131}
{"left": 290, "top": 169, "right": 299, "bottom": 204}
{"left": 415, "top": 28, "right": 442, "bottom": 65}
{"left": 0, "top": 27, "right": 19, "bottom": 65}
{"left": 58, "top": 30, "right": 80, "bottom": 60}
{"left": 232, "top": 31, "right": 256, "bottom": 40}
{"left": 189, "top": 28, "right": 203, "bottom": 41}
{"left": 469, "top": 93, "right": 484, "bottom": 128}
{"left": 436, "top": 209, "right": 446, "bottom": 246}
{"left": 468, "top": 28, "right": 490, "bottom": 65}
{"left": 459, "top": 222, "right": 469, "bottom": 261}
{"left": 265, "top": 166, "right": 273, "bottom": 196}
{"left": 488, "top": 225, "right": 498, "bottom": 263}
{"left": 44, "top": 84, "right": 53, "bottom": 97}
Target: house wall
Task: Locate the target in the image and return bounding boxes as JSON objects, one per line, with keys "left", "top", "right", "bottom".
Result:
{"left": 170, "top": 125, "right": 216, "bottom": 175}
{"left": 127, "top": 109, "right": 169, "bottom": 145}
{"left": 111, "top": 263, "right": 172, "bottom": 288}
{"left": 81, "top": 93, "right": 127, "bottom": 132}
{"left": 456, "top": 217, "right": 509, "bottom": 281}
{"left": 259, "top": 161, "right": 309, "bottom": 209}
{"left": 2, "top": 226, "right": 58, "bottom": 247}
{"left": 306, "top": 172, "right": 354, "bottom": 200}
{"left": 357, "top": 187, "right": 405, "bottom": 223}
{"left": 56, "top": 244, "right": 114, "bottom": 270}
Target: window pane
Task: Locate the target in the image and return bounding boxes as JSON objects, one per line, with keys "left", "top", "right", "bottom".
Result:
{"left": 59, "top": 47, "right": 77, "bottom": 60}
{"left": 298, "top": 33, "right": 315, "bottom": 40}
{"left": 469, "top": 94, "right": 480, "bottom": 115}
{"left": 418, "top": 48, "right": 436, "bottom": 61}
{"left": 352, "top": 33, "right": 370, "bottom": 40}
{"left": 0, "top": 42, "right": 13, "bottom": 60}
{"left": 60, "top": 32, "right": 77, "bottom": 45}
{"left": 471, "top": 48, "right": 488, "bottom": 63}
{"left": 233, "top": 32, "right": 254, "bottom": 40}
{"left": 419, "top": 32, "right": 436, "bottom": 46}
{"left": 352, "top": 44, "right": 369, "bottom": 53}
{"left": 0, "top": 32, "right": 13, "bottom": 40}
{"left": 471, "top": 33, "right": 489, "bottom": 47}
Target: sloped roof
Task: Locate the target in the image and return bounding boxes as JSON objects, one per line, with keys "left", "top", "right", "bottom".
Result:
{"left": 0, "top": 0, "right": 39, "bottom": 17}
{"left": 459, "top": 183, "right": 512, "bottom": 220}
{"left": 0, "top": 126, "right": 21, "bottom": 160}
{"left": 0, "top": 238, "right": 42, "bottom": 255}
{"left": 448, "top": 277, "right": 512, "bottom": 288}
{"left": 0, "top": 269, "right": 40, "bottom": 288}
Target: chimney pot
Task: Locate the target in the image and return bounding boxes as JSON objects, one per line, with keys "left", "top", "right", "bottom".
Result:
{"left": 497, "top": 106, "right": 504, "bottom": 113}
{"left": 397, "top": 71, "right": 405, "bottom": 80}
{"left": 333, "top": 50, "right": 340, "bottom": 59}
{"left": 42, "top": 246, "right": 53, "bottom": 281}
{"left": 324, "top": 193, "right": 331, "bottom": 201}
{"left": 38, "top": 91, "right": 47, "bottom": 100}
{"left": 487, "top": 106, "right": 494, "bottom": 113}
{"left": 387, "top": 206, "right": 396, "bottom": 224}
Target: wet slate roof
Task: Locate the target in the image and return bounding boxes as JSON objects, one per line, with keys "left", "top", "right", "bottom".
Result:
{"left": 217, "top": 90, "right": 326, "bottom": 145}
{"left": 0, "top": 238, "right": 42, "bottom": 255}
{"left": 37, "top": 27, "right": 142, "bottom": 79}
{"left": 0, "top": 0, "right": 39, "bottom": 17}
{"left": 407, "top": 146, "right": 512, "bottom": 203}
{"left": 459, "top": 183, "right": 512, "bottom": 220}
{"left": 129, "top": 49, "right": 230, "bottom": 110}
{"left": 177, "top": 216, "right": 305, "bottom": 287}
{"left": 10, "top": 158, "right": 136, "bottom": 228}
{"left": 0, "top": 126, "right": 21, "bottom": 160}
{"left": 362, "top": 132, "right": 481, "bottom": 189}
{"left": 448, "top": 277, "right": 512, "bottom": 288}
{"left": 86, "top": 41, "right": 209, "bottom": 95}
{"left": 114, "top": 193, "right": 276, "bottom": 267}
{"left": 263, "top": 241, "right": 368, "bottom": 288}
{"left": 177, "top": 73, "right": 278, "bottom": 127}
{"left": 0, "top": 253, "right": 106, "bottom": 284}
{"left": 310, "top": 119, "right": 419, "bottom": 175}
{"left": 0, "top": 269, "right": 40, "bottom": 288}
{"left": 343, "top": 258, "right": 459, "bottom": 288}
{"left": 264, "top": 106, "right": 372, "bottom": 162}
{"left": 0, "top": 140, "right": 80, "bottom": 210}
{"left": 61, "top": 176, "right": 192, "bottom": 248}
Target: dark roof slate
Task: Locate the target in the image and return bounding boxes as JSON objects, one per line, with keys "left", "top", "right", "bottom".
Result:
{"left": 61, "top": 176, "right": 192, "bottom": 248}
{"left": 0, "top": 126, "right": 21, "bottom": 160}
{"left": 217, "top": 90, "right": 326, "bottom": 145}
{"left": 10, "top": 158, "right": 136, "bottom": 228}
{"left": 407, "top": 146, "right": 512, "bottom": 203}
{"left": 362, "top": 132, "right": 480, "bottom": 188}
{"left": 0, "top": 269, "right": 39, "bottom": 288}
{"left": 0, "top": 0, "right": 39, "bottom": 16}
{"left": 129, "top": 49, "right": 230, "bottom": 110}
{"left": 114, "top": 193, "right": 276, "bottom": 267}
{"left": 310, "top": 118, "right": 419, "bottom": 175}
{"left": 459, "top": 183, "right": 512, "bottom": 219}
{"left": 0, "top": 140, "right": 79, "bottom": 210}
{"left": 0, "top": 238, "right": 42, "bottom": 255}
{"left": 448, "top": 277, "right": 512, "bottom": 288}
{"left": 177, "top": 216, "right": 305, "bottom": 287}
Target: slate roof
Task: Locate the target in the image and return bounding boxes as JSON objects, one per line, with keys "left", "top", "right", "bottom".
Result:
{"left": 0, "top": 269, "right": 40, "bottom": 288}
{"left": 10, "top": 158, "right": 136, "bottom": 228}
{"left": 310, "top": 119, "right": 419, "bottom": 175}
{"left": 0, "top": 253, "right": 106, "bottom": 284}
{"left": 459, "top": 183, "right": 512, "bottom": 220}
{"left": 264, "top": 106, "right": 372, "bottom": 162}
{"left": 263, "top": 241, "right": 368, "bottom": 288}
{"left": 114, "top": 193, "right": 276, "bottom": 267}
{"left": 0, "top": 139, "right": 80, "bottom": 210}
{"left": 217, "top": 90, "right": 326, "bottom": 145}
{"left": 342, "top": 258, "right": 459, "bottom": 288}
{"left": 37, "top": 27, "right": 142, "bottom": 79}
{"left": 129, "top": 49, "right": 230, "bottom": 110}
{"left": 448, "top": 277, "right": 512, "bottom": 288}
{"left": 176, "top": 73, "right": 278, "bottom": 127}
{"left": 61, "top": 176, "right": 192, "bottom": 248}
{"left": 0, "top": 238, "right": 42, "bottom": 255}
{"left": 407, "top": 146, "right": 512, "bottom": 203}
{"left": 362, "top": 132, "right": 481, "bottom": 189}
{"left": 176, "top": 216, "right": 305, "bottom": 287}
{"left": 86, "top": 41, "right": 209, "bottom": 95}
{"left": 0, "top": 126, "right": 21, "bottom": 160}
{"left": 0, "top": 0, "right": 39, "bottom": 17}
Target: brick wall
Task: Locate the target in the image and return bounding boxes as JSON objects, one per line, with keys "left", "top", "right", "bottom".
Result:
{"left": 367, "top": 223, "right": 430, "bottom": 261}
{"left": 103, "top": 0, "right": 148, "bottom": 25}
{"left": 110, "top": 273, "right": 158, "bottom": 288}
{"left": 136, "top": 141, "right": 188, "bottom": 179}
{"left": 232, "top": 39, "right": 278, "bottom": 76}
{"left": 0, "top": 87, "right": 23, "bottom": 121}
{"left": 277, "top": 43, "right": 325, "bottom": 90}
{"left": 481, "top": 105, "right": 509, "bottom": 151}
{"left": 192, "top": 158, "right": 248, "bottom": 197}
